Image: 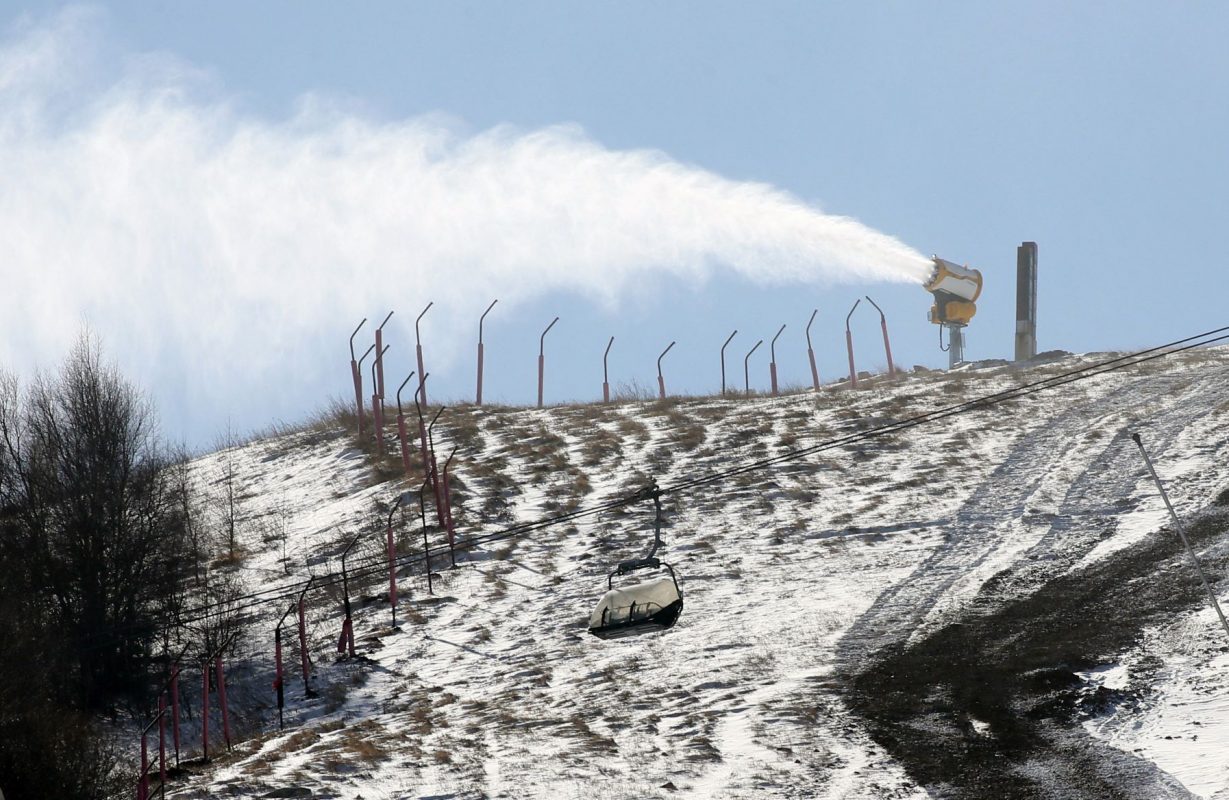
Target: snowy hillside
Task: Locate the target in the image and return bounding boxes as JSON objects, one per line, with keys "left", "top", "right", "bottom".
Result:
{"left": 157, "top": 346, "right": 1229, "bottom": 800}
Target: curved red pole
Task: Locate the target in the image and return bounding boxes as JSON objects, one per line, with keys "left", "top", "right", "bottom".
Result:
{"left": 428, "top": 407, "right": 446, "bottom": 528}
{"left": 769, "top": 324, "right": 786, "bottom": 396}
{"left": 805, "top": 309, "right": 820, "bottom": 391}
{"left": 386, "top": 498, "right": 405, "bottom": 627}
{"left": 721, "top": 330, "right": 737, "bottom": 395}
{"left": 476, "top": 299, "right": 497, "bottom": 405}
{"left": 602, "top": 336, "right": 614, "bottom": 403}
{"left": 395, "top": 372, "right": 415, "bottom": 475}
{"left": 356, "top": 343, "right": 375, "bottom": 438}
{"left": 349, "top": 318, "right": 367, "bottom": 435}
{"left": 375, "top": 310, "right": 393, "bottom": 414}
{"left": 865, "top": 296, "right": 896, "bottom": 377}
{"left": 442, "top": 447, "right": 458, "bottom": 567}
{"left": 418, "top": 478, "right": 435, "bottom": 595}
{"left": 657, "top": 341, "right": 675, "bottom": 399}
{"left": 370, "top": 345, "right": 388, "bottom": 446}
{"left": 845, "top": 299, "right": 861, "bottom": 388}
{"left": 414, "top": 376, "right": 432, "bottom": 488}
{"left": 416, "top": 302, "right": 432, "bottom": 407}
{"left": 538, "top": 316, "right": 559, "bottom": 408}
{"left": 297, "top": 576, "right": 314, "bottom": 696}
{"left": 744, "top": 339, "right": 763, "bottom": 394}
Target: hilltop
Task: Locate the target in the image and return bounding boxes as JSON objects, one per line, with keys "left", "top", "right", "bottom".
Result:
{"left": 159, "top": 346, "right": 1229, "bottom": 799}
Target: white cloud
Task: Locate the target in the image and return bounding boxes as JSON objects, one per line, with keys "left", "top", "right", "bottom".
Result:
{"left": 0, "top": 8, "right": 930, "bottom": 441}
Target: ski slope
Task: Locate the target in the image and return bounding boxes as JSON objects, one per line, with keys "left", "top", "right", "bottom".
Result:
{"left": 158, "top": 345, "right": 1229, "bottom": 799}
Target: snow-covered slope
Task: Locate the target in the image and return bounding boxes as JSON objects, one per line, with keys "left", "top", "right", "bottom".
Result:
{"left": 158, "top": 346, "right": 1229, "bottom": 799}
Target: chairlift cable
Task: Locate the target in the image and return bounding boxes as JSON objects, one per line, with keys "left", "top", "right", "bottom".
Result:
{"left": 105, "top": 324, "right": 1229, "bottom": 636}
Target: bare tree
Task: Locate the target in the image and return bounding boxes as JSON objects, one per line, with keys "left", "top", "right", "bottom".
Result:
{"left": 215, "top": 423, "right": 245, "bottom": 563}
{"left": 0, "top": 334, "right": 189, "bottom": 705}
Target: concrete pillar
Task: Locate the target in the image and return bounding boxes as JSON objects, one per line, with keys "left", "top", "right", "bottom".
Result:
{"left": 1015, "top": 241, "right": 1038, "bottom": 361}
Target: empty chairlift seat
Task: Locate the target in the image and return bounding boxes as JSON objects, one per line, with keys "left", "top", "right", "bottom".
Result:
{"left": 586, "top": 480, "right": 685, "bottom": 641}
{"left": 588, "top": 564, "right": 683, "bottom": 640}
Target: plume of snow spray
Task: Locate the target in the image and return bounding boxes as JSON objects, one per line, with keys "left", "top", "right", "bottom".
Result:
{"left": 0, "top": 9, "right": 931, "bottom": 441}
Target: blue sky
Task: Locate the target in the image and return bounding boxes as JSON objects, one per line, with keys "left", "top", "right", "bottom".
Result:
{"left": 3, "top": 3, "right": 1227, "bottom": 448}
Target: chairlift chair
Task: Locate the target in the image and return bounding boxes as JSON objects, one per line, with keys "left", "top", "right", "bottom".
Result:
{"left": 588, "top": 483, "right": 684, "bottom": 640}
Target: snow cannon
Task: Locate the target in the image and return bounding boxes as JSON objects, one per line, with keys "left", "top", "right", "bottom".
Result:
{"left": 925, "top": 256, "right": 982, "bottom": 368}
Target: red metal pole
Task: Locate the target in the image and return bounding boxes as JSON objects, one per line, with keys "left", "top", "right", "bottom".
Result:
{"left": 274, "top": 628, "right": 283, "bottom": 728}
{"left": 442, "top": 448, "right": 457, "bottom": 567}
{"left": 215, "top": 655, "right": 230, "bottom": 752}
{"left": 375, "top": 311, "right": 393, "bottom": 415}
{"left": 396, "top": 413, "right": 411, "bottom": 473}
{"left": 371, "top": 344, "right": 388, "bottom": 445}
{"left": 201, "top": 664, "right": 208, "bottom": 761}
{"left": 476, "top": 343, "right": 485, "bottom": 404}
{"left": 339, "top": 536, "right": 359, "bottom": 659}
{"left": 721, "top": 330, "right": 737, "bottom": 395}
{"left": 298, "top": 580, "right": 312, "bottom": 695}
{"left": 158, "top": 695, "right": 166, "bottom": 788}
{"left": 602, "top": 336, "right": 613, "bottom": 403}
{"left": 416, "top": 303, "right": 432, "bottom": 407}
{"left": 373, "top": 392, "right": 381, "bottom": 439}
{"left": 350, "top": 361, "right": 362, "bottom": 433}
{"left": 538, "top": 317, "right": 558, "bottom": 408}
{"left": 419, "top": 478, "right": 435, "bottom": 595}
{"left": 428, "top": 407, "right": 446, "bottom": 529}
{"left": 275, "top": 603, "right": 295, "bottom": 730}
{"left": 656, "top": 341, "right": 675, "bottom": 400}
{"left": 845, "top": 299, "right": 861, "bottom": 388}
{"left": 477, "top": 299, "right": 497, "bottom": 405}
{"left": 170, "top": 664, "right": 180, "bottom": 766}
{"left": 744, "top": 339, "right": 762, "bottom": 393}
{"left": 388, "top": 519, "right": 398, "bottom": 625}
{"left": 805, "top": 309, "right": 820, "bottom": 391}
{"left": 414, "top": 377, "right": 432, "bottom": 489}
{"left": 356, "top": 343, "right": 375, "bottom": 439}
{"left": 865, "top": 296, "right": 896, "bottom": 377}
{"left": 139, "top": 730, "right": 148, "bottom": 800}
{"left": 769, "top": 324, "right": 786, "bottom": 396}
{"left": 349, "top": 318, "right": 367, "bottom": 436}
